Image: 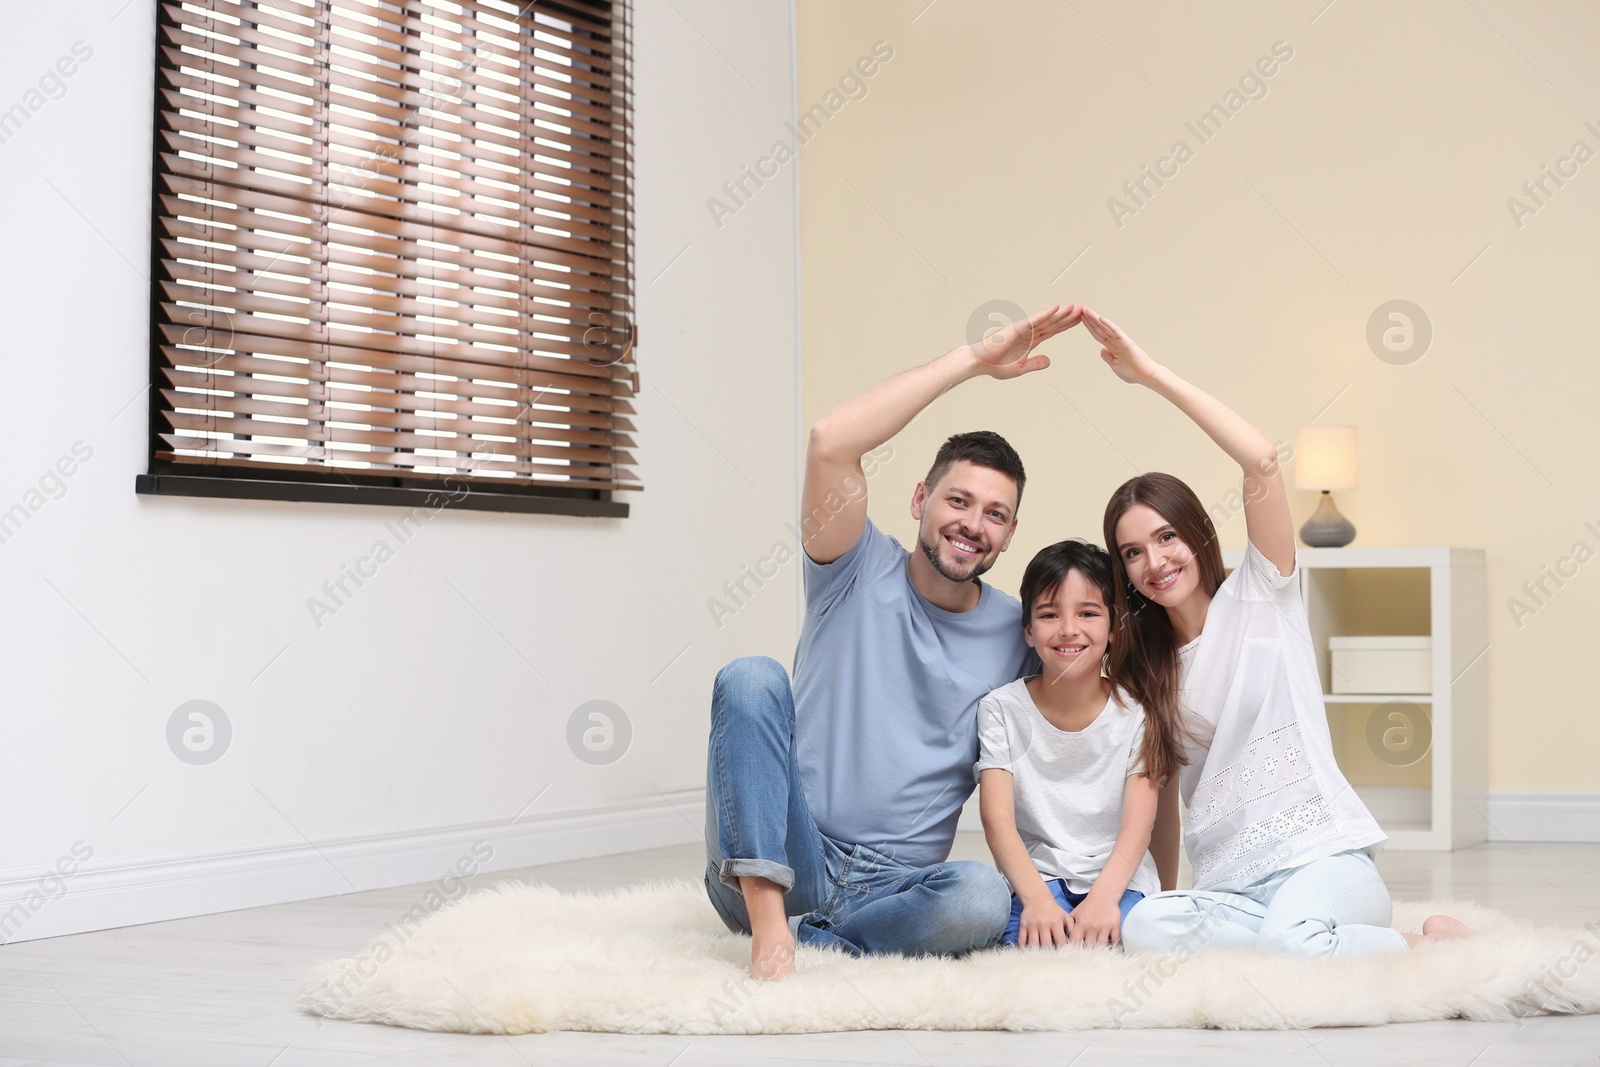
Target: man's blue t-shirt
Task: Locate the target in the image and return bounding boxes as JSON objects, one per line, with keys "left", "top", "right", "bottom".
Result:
{"left": 793, "top": 518, "right": 1036, "bottom": 870}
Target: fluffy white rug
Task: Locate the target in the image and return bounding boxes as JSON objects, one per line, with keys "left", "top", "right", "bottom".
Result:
{"left": 298, "top": 879, "right": 1600, "bottom": 1034}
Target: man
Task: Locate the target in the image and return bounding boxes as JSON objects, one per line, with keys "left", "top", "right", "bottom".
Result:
{"left": 703, "top": 304, "right": 1083, "bottom": 979}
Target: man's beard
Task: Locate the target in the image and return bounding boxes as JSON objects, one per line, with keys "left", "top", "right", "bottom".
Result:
{"left": 919, "top": 527, "right": 993, "bottom": 584}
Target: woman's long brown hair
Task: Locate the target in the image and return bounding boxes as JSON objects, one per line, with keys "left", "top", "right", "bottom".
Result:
{"left": 1102, "top": 473, "right": 1227, "bottom": 783}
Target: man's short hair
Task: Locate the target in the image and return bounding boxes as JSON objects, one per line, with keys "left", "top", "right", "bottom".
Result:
{"left": 923, "top": 431, "right": 1025, "bottom": 509}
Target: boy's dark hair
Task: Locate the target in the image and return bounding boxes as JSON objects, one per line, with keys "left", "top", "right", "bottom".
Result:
{"left": 923, "top": 431, "right": 1026, "bottom": 509}
{"left": 1019, "top": 539, "right": 1115, "bottom": 625}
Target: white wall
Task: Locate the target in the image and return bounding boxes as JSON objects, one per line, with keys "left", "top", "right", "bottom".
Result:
{"left": 0, "top": 0, "right": 802, "bottom": 941}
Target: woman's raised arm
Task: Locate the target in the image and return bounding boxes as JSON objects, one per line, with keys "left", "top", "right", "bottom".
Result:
{"left": 1081, "top": 308, "right": 1295, "bottom": 576}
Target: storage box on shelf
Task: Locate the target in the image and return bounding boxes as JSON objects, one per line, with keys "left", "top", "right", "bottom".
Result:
{"left": 1222, "top": 547, "right": 1487, "bottom": 850}
{"left": 1328, "top": 635, "right": 1432, "bottom": 695}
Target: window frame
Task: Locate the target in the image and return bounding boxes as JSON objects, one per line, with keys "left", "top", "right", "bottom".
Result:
{"left": 137, "top": 0, "right": 637, "bottom": 518}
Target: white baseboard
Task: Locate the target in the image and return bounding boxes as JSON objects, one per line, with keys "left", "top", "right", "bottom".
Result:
{"left": 0, "top": 788, "right": 706, "bottom": 945}
{"left": 1484, "top": 790, "right": 1600, "bottom": 843}
{"left": 958, "top": 789, "right": 1600, "bottom": 843}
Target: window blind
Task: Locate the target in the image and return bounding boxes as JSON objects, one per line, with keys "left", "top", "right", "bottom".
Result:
{"left": 142, "top": 0, "right": 638, "bottom": 514}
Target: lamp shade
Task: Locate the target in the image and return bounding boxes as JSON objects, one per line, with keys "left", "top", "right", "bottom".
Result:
{"left": 1294, "top": 426, "right": 1357, "bottom": 492}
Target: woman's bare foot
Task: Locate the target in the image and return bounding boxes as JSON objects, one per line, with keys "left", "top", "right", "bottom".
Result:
{"left": 1422, "top": 914, "right": 1477, "bottom": 941}
{"left": 1403, "top": 914, "right": 1478, "bottom": 946}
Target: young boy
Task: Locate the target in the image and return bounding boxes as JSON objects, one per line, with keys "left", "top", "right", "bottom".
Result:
{"left": 976, "top": 539, "right": 1162, "bottom": 947}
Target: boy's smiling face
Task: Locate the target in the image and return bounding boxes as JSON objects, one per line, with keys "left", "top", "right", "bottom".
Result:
{"left": 1025, "top": 568, "right": 1111, "bottom": 685}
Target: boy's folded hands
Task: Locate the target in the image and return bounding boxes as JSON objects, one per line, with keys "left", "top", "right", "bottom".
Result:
{"left": 1065, "top": 892, "right": 1123, "bottom": 948}
{"left": 1016, "top": 892, "right": 1124, "bottom": 948}
{"left": 1015, "top": 896, "right": 1073, "bottom": 948}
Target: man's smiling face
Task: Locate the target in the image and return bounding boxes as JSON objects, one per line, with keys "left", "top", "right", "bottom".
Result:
{"left": 911, "top": 460, "right": 1019, "bottom": 584}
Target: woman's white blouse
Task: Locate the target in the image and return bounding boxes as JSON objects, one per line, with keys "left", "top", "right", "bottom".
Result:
{"left": 1176, "top": 542, "right": 1386, "bottom": 889}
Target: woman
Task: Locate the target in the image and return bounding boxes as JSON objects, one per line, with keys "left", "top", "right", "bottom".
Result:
{"left": 1080, "top": 306, "right": 1473, "bottom": 958}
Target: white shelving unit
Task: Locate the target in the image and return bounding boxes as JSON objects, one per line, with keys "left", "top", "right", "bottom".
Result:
{"left": 1223, "top": 546, "right": 1487, "bottom": 850}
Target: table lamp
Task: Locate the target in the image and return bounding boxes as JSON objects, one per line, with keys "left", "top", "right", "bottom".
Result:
{"left": 1294, "top": 426, "right": 1357, "bottom": 547}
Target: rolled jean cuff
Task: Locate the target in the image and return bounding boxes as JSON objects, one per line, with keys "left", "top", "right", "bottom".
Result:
{"left": 719, "top": 857, "right": 795, "bottom": 892}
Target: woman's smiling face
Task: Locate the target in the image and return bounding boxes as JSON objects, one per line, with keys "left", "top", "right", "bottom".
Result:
{"left": 1114, "top": 502, "right": 1203, "bottom": 609}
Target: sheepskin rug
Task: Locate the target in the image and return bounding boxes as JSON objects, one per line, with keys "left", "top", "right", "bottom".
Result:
{"left": 298, "top": 879, "right": 1600, "bottom": 1034}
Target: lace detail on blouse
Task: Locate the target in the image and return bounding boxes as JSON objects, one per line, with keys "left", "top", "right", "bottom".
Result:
{"left": 1191, "top": 794, "right": 1339, "bottom": 885}
{"left": 1187, "top": 722, "right": 1315, "bottom": 839}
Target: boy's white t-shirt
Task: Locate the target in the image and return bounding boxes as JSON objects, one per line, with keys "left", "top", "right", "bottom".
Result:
{"left": 975, "top": 679, "right": 1161, "bottom": 898}
{"left": 1177, "top": 542, "right": 1387, "bottom": 889}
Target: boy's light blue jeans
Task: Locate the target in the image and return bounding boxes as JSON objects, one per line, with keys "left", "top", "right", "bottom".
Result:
{"left": 703, "top": 656, "right": 1011, "bottom": 957}
{"left": 1122, "top": 848, "right": 1408, "bottom": 958}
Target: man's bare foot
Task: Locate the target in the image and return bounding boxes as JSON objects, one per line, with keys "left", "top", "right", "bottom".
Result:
{"left": 1421, "top": 914, "right": 1477, "bottom": 941}
{"left": 751, "top": 927, "right": 796, "bottom": 981}
{"left": 741, "top": 874, "right": 795, "bottom": 980}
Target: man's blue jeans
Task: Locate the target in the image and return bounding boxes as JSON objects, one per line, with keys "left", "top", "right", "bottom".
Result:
{"left": 703, "top": 656, "right": 1011, "bottom": 957}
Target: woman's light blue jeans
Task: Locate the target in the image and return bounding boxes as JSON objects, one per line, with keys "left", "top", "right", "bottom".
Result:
{"left": 1122, "top": 848, "right": 1408, "bottom": 958}
{"left": 703, "top": 656, "right": 1011, "bottom": 957}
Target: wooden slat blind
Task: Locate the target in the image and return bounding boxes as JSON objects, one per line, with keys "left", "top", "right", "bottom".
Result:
{"left": 147, "top": 0, "right": 638, "bottom": 498}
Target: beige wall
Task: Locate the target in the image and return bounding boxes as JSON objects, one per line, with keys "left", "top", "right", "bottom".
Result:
{"left": 797, "top": 0, "right": 1600, "bottom": 791}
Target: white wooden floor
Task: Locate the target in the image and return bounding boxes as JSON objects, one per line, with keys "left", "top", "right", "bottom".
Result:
{"left": 3, "top": 834, "right": 1598, "bottom": 1066}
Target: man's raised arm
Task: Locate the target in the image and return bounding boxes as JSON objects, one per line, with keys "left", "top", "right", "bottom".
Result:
{"left": 801, "top": 304, "right": 1081, "bottom": 564}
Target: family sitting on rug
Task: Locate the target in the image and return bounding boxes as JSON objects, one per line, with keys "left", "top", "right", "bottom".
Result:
{"left": 703, "top": 303, "right": 1474, "bottom": 980}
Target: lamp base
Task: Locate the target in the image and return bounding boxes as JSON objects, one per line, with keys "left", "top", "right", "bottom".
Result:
{"left": 1300, "top": 491, "right": 1356, "bottom": 548}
